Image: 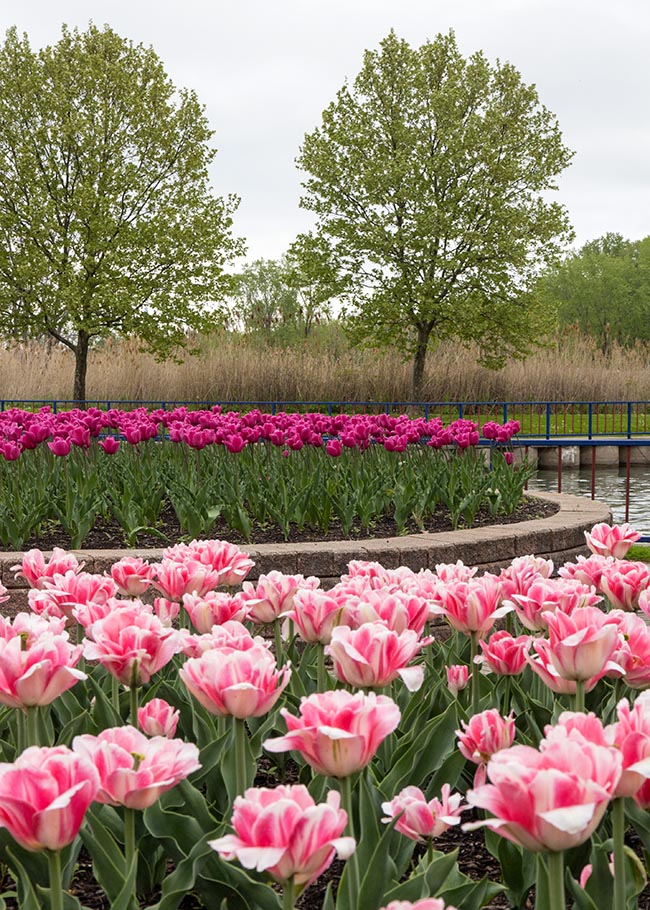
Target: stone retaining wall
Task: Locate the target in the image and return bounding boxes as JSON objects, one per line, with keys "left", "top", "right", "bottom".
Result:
{"left": 0, "top": 493, "right": 611, "bottom": 611}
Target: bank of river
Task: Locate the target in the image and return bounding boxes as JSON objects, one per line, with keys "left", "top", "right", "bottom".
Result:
{"left": 528, "top": 464, "right": 650, "bottom": 534}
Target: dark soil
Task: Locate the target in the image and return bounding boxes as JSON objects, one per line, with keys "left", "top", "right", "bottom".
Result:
{"left": 21, "top": 496, "right": 559, "bottom": 551}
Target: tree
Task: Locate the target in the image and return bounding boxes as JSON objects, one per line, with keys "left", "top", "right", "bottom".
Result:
{"left": 0, "top": 24, "right": 243, "bottom": 400}
{"left": 537, "top": 233, "right": 650, "bottom": 355}
{"left": 285, "top": 232, "right": 347, "bottom": 336}
{"left": 232, "top": 258, "right": 298, "bottom": 334}
{"left": 297, "top": 30, "right": 574, "bottom": 398}
{"left": 232, "top": 237, "right": 343, "bottom": 340}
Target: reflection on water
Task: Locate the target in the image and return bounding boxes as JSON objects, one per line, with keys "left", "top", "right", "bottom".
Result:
{"left": 528, "top": 466, "right": 650, "bottom": 535}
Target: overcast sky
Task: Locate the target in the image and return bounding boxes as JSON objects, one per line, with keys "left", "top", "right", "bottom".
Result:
{"left": 2, "top": 0, "right": 649, "bottom": 262}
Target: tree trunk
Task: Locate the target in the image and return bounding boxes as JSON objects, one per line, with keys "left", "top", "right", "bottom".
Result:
{"left": 73, "top": 330, "right": 90, "bottom": 403}
{"left": 411, "top": 326, "right": 431, "bottom": 401}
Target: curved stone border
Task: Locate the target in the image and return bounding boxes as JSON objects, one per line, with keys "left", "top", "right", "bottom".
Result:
{"left": 0, "top": 493, "right": 611, "bottom": 608}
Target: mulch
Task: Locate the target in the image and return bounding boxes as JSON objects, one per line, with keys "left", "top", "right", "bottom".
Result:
{"left": 21, "top": 496, "right": 559, "bottom": 551}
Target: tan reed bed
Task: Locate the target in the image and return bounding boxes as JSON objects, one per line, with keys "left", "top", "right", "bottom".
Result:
{"left": 2, "top": 330, "right": 649, "bottom": 404}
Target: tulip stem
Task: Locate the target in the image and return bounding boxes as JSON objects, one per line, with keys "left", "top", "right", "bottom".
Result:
{"left": 274, "top": 620, "right": 284, "bottom": 666}
{"left": 547, "top": 850, "right": 564, "bottom": 910}
{"left": 130, "top": 685, "right": 139, "bottom": 727}
{"left": 124, "top": 806, "right": 137, "bottom": 886}
{"left": 470, "top": 632, "right": 480, "bottom": 715}
{"left": 283, "top": 877, "right": 296, "bottom": 910}
{"left": 613, "top": 796, "right": 627, "bottom": 910}
{"left": 25, "top": 706, "right": 38, "bottom": 747}
{"left": 317, "top": 645, "right": 327, "bottom": 692}
{"left": 234, "top": 718, "right": 248, "bottom": 797}
{"left": 339, "top": 775, "right": 360, "bottom": 899}
{"left": 574, "top": 679, "right": 585, "bottom": 712}
{"left": 112, "top": 675, "right": 121, "bottom": 717}
{"left": 47, "top": 850, "right": 63, "bottom": 910}
{"left": 502, "top": 675, "right": 511, "bottom": 716}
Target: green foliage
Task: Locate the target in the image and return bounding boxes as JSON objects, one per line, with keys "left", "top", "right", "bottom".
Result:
{"left": 232, "top": 234, "right": 344, "bottom": 342}
{"left": 0, "top": 24, "right": 243, "bottom": 399}
{"left": 538, "top": 233, "right": 650, "bottom": 353}
{"left": 0, "top": 439, "right": 532, "bottom": 548}
{"left": 297, "top": 30, "right": 573, "bottom": 396}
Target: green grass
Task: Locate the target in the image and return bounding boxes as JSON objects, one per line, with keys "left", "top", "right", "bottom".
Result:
{"left": 627, "top": 544, "right": 650, "bottom": 562}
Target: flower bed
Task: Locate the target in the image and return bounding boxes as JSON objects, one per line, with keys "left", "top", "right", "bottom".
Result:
{"left": 0, "top": 407, "right": 524, "bottom": 549}
{"left": 1, "top": 524, "right": 650, "bottom": 908}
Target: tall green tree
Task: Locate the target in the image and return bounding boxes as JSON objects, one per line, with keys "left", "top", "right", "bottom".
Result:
{"left": 297, "top": 30, "right": 574, "bottom": 398}
{"left": 0, "top": 24, "right": 243, "bottom": 400}
{"left": 538, "top": 233, "right": 650, "bottom": 354}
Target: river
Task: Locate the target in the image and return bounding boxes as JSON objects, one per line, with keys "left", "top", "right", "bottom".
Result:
{"left": 528, "top": 465, "right": 650, "bottom": 535}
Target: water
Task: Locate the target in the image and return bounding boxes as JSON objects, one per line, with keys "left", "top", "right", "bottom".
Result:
{"left": 528, "top": 465, "right": 650, "bottom": 535}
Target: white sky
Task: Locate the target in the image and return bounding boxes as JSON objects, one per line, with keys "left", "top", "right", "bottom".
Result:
{"left": 2, "top": 0, "right": 649, "bottom": 262}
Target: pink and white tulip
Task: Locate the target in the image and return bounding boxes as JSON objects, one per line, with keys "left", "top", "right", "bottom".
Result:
{"left": 286, "top": 589, "right": 349, "bottom": 644}
{"left": 83, "top": 603, "right": 183, "bottom": 686}
{"left": 110, "top": 556, "right": 155, "bottom": 597}
{"left": 380, "top": 902, "right": 455, "bottom": 910}
{"left": 446, "top": 664, "right": 469, "bottom": 697}
{"left": 508, "top": 578, "right": 600, "bottom": 632}
{"left": 457, "top": 710, "right": 516, "bottom": 765}
{"left": 180, "top": 646, "right": 291, "bottom": 718}
{"left": 73, "top": 725, "right": 200, "bottom": 809}
{"left": 138, "top": 698, "right": 180, "bottom": 738}
{"left": 182, "top": 590, "right": 250, "bottom": 633}
{"left": 263, "top": 690, "right": 400, "bottom": 777}
{"left": 599, "top": 561, "right": 650, "bottom": 611}
{"left": 381, "top": 784, "right": 464, "bottom": 841}
{"left": 585, "top": 522, "right": 641, "bottom": 559}
{"left": 543, "top": 606, "right": 622, "bottom": 681}
{"left": 325, "top": 621, "right": 432, "bottom": 692}
{"left": 466, "top": 735, "right": 622, "bottom": 852}
{"left": 607, "top": 692, "right": 650, "bottom": 797}
{"left": 430, "top": 575, "right": 509, "bottom": 638}
{"left": 476, "top": 630, "right": 530, "bottom": 676}
{"left": 209, "top": 785, "right": 355, "bottom": 887}
{"left": 0, "top": 745, "right": 99, "bottom": 851}
{"left": 12, "top": 547, "right": 82, "bottom": 589}
{"left": 240, "top": 571, "right": 320, "bottom": 625}
{"left": 0, "top": 633, "right": 86, "bottom": 709}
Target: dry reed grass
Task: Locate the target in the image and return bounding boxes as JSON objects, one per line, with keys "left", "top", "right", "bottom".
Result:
{"left": 2, "top": 331, "right": 649, "bottom": 404}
